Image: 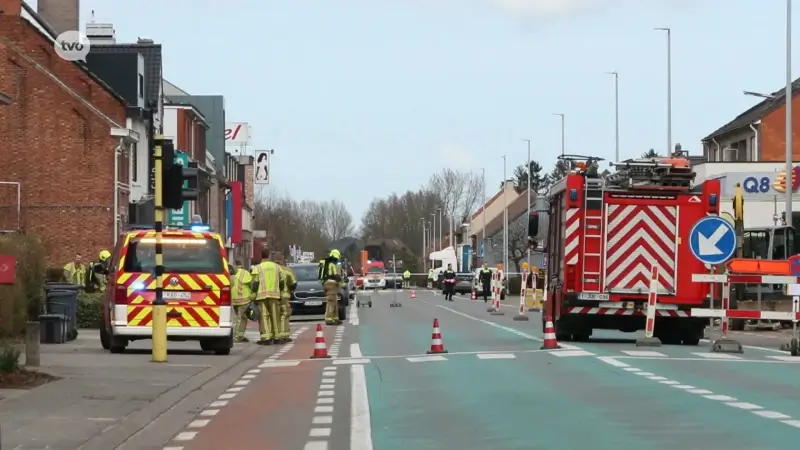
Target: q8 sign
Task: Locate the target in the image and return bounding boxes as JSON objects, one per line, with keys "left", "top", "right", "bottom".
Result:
{"left": 743, "top": 166, "right": 800, "bottom": 194}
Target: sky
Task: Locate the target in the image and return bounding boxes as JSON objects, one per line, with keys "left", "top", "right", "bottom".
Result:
{"left": 33, "top": 0, "right": 800, "bottom": 222}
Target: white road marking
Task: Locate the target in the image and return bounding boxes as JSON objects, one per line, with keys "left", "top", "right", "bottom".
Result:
{"left": 174, "top": 432, "right": 197, "bottom": 441}
{"left": 549, "top": 350, "right": 595, "bottom": 357}
{"left": 315, "top": 406, "right": 334, "bottom": 413}
{"left": 621, "top": 350, "right": 667, "bottom": 357}
{"left": 596, "top": 356, "right": 630, "bottom": 368}
{"left": 318, "top": 390, "right": 335, "bottom": 396}
{"left": 209, "top": 400, "right": 228, "bottom": 408}
{"left": 320, "top": 384, "right": 335, "bottom": 389}
{"left": 313, "top": 415, "right": 334, "bottom": 424}
{"left": 310, "top": 428, "right": 332, "bottom": 437}
{"left": 766, "top": 355, "right": 800, "bottom": 362}
{"left": 691, "top": 353, "right": 742, "bottom": 360}
{"left": 259, "top": 361, "right": 302, "bottom": 368}
{"left": 305, "top": 442, "right": 329, "bottom": 450}
{"left": 199, "top": 409, "right": 219, "bottom": 417}
{"left": 218, "top": 393, "right": 236, "bottom": 400}
{"left": 406, "top": 355, "right": 447, "bottom": 363}
{"left": 350, "top": 343, "right": 363, "bottom": 358}
{"left": 227, "top": 387, "right": 244, "bottom": 392}
{"left": 188, "top": 419, "right": 209, "bottom": 428}
{"left": 476, "top": 353, "right": 516, "bottom": 360}
{"left": 597, "top": 356, "right": 800, "bottom": 430}
{"left": 334, "top": 358, "right": 371, "bottom": 365}
{"left": 234, "top": 380, "right": 250, "bottom": 386}
{"left": 351, "top": 364, "right": 373, "bottom": 450}
{"left": 634, "top": 372, "right": 656, "bottom": 376}
{"left": 322, "top": 378, "right": 336, "bottom": 383}
{"left": 317, "top": 398, "right": 334, "bottom": 404}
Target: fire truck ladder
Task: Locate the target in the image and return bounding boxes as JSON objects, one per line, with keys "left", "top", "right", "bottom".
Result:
{"left": 581, "top": 177, "right": 604, "bottom": 293}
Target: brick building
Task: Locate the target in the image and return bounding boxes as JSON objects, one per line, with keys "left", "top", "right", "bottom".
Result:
{"left": 702, "top": 79, "right": 800, "bottom": 162}
{"left": 0, "top": 0, "right": 132, "bottom": 265}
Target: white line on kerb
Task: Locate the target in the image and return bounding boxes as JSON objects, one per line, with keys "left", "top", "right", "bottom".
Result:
{"left": 350, "top": 343, "right": 363, "bottom": 358}
{"left": 351, "top": 363, "right": 373, "bottom": 450}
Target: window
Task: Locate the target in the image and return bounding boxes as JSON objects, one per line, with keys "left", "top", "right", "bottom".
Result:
{"left": 292, "top": 265, "right": 320, "bottom": 282}
{"left": 123, "top": 237, "right": 224, "bottom": 274}
{"left": 367, "top": 266, "right": 384, "bottom": 274}
{"left": 742, "top": 231, "right": 769, "bottom": 259}
{"left": 723, "top": 145, "right": 737, "bottom": 162}
{"left": 138, "top": 74, "right": 144, "bottom": 98}
{"left": 131, "top": 143, "right": 138, "bottom": 182}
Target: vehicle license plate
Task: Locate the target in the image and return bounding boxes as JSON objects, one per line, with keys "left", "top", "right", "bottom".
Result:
{"left": 305, "top": 300, "right": 323, "bottom": 306}
{"left": 577, "top": 293, "right": 609, "bottom": 301}
{"left": 163, "top": 291, "right": 191, "bottom": 300}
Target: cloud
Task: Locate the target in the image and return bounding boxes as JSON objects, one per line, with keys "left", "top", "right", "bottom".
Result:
{"left": 436, "top": 143, "right": 475, "bottom": 170}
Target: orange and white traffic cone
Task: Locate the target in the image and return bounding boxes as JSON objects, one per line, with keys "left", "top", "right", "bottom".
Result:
{"left": 410, "top": 290, "right": 417, "bottom": 299}
{"left": 540, "top": 315, "right": 561, "bottom": 350}
{"left": 426, "top": 318, "right": 448, "bottom": 354}
{"left": 310, "top": 324, "right": 331, "bottom": 359}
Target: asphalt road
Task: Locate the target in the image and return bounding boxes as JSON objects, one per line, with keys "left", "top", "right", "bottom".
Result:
{"left": 159, "top": 288, "right": 800, "bottom": 450}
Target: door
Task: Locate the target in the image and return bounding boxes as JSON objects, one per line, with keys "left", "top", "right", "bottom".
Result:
{"left": 603, "top": 204, "right": 678, "bottom": 294}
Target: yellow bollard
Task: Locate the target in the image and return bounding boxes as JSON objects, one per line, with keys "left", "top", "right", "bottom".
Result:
{"left": 151, "top": 304, "right": 167, "bottom": 361}
{"left": 151, "top": 135, "right": 168, "bottom": 363}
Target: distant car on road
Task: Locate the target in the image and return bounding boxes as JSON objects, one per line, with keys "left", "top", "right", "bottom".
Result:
{"left": 288, "top": 263, "right": 348, "bottom": 321}
{"left": 363, "top": 265, "right": 386, "bottom": 290}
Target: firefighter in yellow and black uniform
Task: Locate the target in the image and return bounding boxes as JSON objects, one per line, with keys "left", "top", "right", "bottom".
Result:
{"left": 273, "top": 251, "right": 297, "bottom": 344}
{"left": 319, "top": 249, "right": 343, "bottom": 326}
{"left": 250, "top": 248, "right": 283, "bottom": 345}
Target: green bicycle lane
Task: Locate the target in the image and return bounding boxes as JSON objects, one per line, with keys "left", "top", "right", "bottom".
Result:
{"left": 355, "top": 293, "right": 784, "bottom": 450}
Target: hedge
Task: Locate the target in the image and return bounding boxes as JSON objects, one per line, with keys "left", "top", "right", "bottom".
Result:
{"left": 77, "top": 292, "right": 103, "bottom": 329}
{"left": 0, "top": 234, "right": 46, "bottom": 338}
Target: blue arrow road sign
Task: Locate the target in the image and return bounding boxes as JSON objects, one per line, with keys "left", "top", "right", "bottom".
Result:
{"left": 689, "top": 216, "right": 736, "bottom": 265}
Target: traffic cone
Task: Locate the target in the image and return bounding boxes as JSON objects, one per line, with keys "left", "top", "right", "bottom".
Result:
{"left": 540, "top": 315, "right": 561, "bottom": 350}
{"left": 426, "top": 318, "right": 448, "bottom": 354}
{"left": 410, "top": 290, "right": 417, "bottom": 299}
{"left": 310, "top": 324, "right": 331, "bottom": 359}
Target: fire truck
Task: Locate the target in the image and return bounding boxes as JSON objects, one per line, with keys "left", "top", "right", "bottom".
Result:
{"left": 544, "top": 153, "right": 721, "bottom": 345}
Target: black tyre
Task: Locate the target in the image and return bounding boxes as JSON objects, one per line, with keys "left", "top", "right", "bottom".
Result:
{"left": 338, "top": 306, "right": 348, "bottom": 321}
{"left": 109, "top": 334, "right": 127, "bottom": 353}
{"left": 100, "top": 325, "right": 111, "bottom": 350}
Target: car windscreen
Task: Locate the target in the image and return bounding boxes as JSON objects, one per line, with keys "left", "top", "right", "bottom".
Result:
{"left": 292, "top": 265, "right": 319, "bottom": 282}
{"left": 123, "top": 237, "right": 224, "bottom": 274}
{"left": 367, "top": 266, "right": 383, "bottom": 274}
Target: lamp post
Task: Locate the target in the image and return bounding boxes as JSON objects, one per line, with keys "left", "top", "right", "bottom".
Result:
{"left": 502, "top": 154, "right": 508, "bottom": 271}
{"left": 654, "top": 27, "right": 672, "bottom": 154}
{"left": 431, "top": 212, "right": 437, "bottom": 251}
{"left": 421, "top": 218, "right": 426, "bottom": 271}
{"left": 522, "top": 139, "right": 532, "bottom": 267}
{"left": 438, "top": 208, "right": 443, "bottom": 249}
{"left": 605, "top": 71, "right": 620, "bottom": 161}
{"left": 785, "top": 0, "right": 793, "bottom": 226}
{"left": 481, "top": 168, "right": 487, "bottom": 263}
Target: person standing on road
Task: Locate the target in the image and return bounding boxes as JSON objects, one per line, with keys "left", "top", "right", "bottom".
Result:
{"left": 442, "top": 264, "right": 456, "bottom": 301}
{"left": 320, "top": 249, "right": 343, "bottom": 326}
{"left": 274, "top": 251, "right": 297, "bottom": 343}
{"left": 250, "top": 248, "right": 283, "bottom": 345}
{"left": 427, "top": 268, "right": 435, "bottom": 289}
{"left": 403, "top": 269, "right": 411, "bottom": 288}
{"left": 231, "top": 259, "right": 253, "bottom": 343}
{"left": 63, "top": 254, "right": 86, "bottom": 285}
{"left": 479, "top": 263, "right": 492, "bottom": 302}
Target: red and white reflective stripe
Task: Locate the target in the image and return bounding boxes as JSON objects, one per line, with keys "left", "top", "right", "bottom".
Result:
{"left": 543, "top": 321, "right": 557, "bottom": 340}
{"left": 314, "top": 330, "right": 326, "bottom": 349}
{"left": 563, "top": 306, "right": 689, "bottom": 317}
{"left": 692, "top": 274, "right": 800, "bottom": 284}
{"left": 691, "top": 308, "right": 800, "bottom": 321}
{"left": 720, "top": 282, "right": 730, "bottom": 338}
{"left": 431, "top": 327, "right": 442, "bottom": 345}
{"left": 643, "top": 265, "right": 659, "bottom": 338}
{"left": 564, "top": 210, "right": 580, "bottom": 265}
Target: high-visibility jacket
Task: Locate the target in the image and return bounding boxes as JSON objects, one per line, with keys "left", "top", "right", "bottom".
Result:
{"left": 403, "top": 270, "right": 411, "bottom": 280}
{"left": 63, "top": 262, "right": 85, "bottom": 285}
{"left": 250, "top": 261, "right": 282, "bottom": 300}
{"left": 231, "top": 267, "right": 253, "bottom": 306}
{"left": 321, "top": 260, "right": 342, "bottom": 286}
{"left": 279, "top": 264, "right": 297, "bottom": 300}
{"left": 428, "top": 269, "right": 434, "bottom": 279}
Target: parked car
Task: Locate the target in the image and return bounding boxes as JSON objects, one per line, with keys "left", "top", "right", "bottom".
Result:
{"left": 450, "top": 273, "right": 473, "bottom": 295}
{"left": 384, "top": 270, "right": 404, "bottom": 289}
{"left": 288, "top": 263, "right": 348, "bottom": 321}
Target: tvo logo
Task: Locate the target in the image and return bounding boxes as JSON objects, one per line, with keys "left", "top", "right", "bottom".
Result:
{"left": 54, "top": 30, "right": 90, "bottom": 62}
{"left": 742, "top": 166, "right": 800, "bottom": 193}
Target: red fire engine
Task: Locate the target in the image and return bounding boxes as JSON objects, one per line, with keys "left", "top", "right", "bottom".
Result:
{"left": 544, "top": 153, "right": 721, "bottom": 345}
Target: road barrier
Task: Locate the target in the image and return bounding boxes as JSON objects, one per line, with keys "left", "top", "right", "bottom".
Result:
{"left": 636, "top": 265, "right": 662, "bottom": 347}
{"left": 514, "top": 264, "right": 529, "bottom": 321}
{"left": 490, "top": 269, "right": 505, "bottom": 316}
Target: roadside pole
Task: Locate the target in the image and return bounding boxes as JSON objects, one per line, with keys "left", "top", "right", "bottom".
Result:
{"left": 390, "top": 254, "right": 402, "bottom": 307}
{"left": 151, "top": 136, "right": 167, "bottom": 362}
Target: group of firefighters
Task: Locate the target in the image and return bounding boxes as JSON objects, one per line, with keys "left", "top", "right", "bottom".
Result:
{"left": 62, "top": 250, "right": 113, "bottom": 292}
{"left": 231, "top": 247, "right": 346, "bottom": 345}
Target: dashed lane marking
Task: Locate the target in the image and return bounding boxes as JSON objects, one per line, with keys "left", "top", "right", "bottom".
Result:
{"left": 406, "top": 355, "right": 447, "bottom": 363}
{"left": 690, "top": 352, "right": 742, "bottom": 360}
{"left": 596, "top": 356, "right": 800, "bottom": 431}
{"left": 161, "top": 326, "right": 312, "bottom": 450}
{"left": 476, "top": 353, "right": 516, "bottom": 359}
{"left": 549, "top": 349, "right": 595, "bottom": 357}
{"left": 621, "top": 350, "right": 667, "bottom": 357}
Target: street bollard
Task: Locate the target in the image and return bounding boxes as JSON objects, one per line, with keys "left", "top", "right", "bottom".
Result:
{"left": 151, "top": 136, "right": 168, "bottom": 363}
{"left": 24, "top": 321, "right": 40, "bottom": 367}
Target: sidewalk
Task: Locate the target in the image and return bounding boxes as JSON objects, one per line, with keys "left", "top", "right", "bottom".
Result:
{"left": 0, "top": 328, "right": 267, "bottom": 450}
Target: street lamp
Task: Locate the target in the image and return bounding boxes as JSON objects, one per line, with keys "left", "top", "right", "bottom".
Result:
{"left": 502, "top": 154, "right": 508, "bottom": 272}
{"left": 605, "top": 71, "right": 620, "bottom": 161}
{"left": 522, "top": 139, "right": 532, "bottom": 267}
{"left": 785, "top": 0, "right": 793, "bottom": 227}
{"left": 553, "top": 113, "right": 565, "bottom": 155}
{"left": 438, "top": 208, "right": 443, "bottom": 249}
{"left": 743, "top": 90, "right": 775, "bottom": 100}
{"left": 480, "top": 168, "right": 487, "bottom": 262}
{"left": 431, "top": 212, "right": 437, "bottom": 251}
{"left": 420, "top": 217, "right": 427, "bottom": 271}
{"left": 654, "top": 27, "right": 672, "bottom": 154}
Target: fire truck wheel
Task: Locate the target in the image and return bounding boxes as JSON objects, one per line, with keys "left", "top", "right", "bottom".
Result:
{"left": 572, "top": 334, "right": 590, "bottom": 342}
{"left": 100, "top": 325, "right": 111, "bottom": 350}
{"left": 108, "top": 334, "right": 127, "bottom": 353}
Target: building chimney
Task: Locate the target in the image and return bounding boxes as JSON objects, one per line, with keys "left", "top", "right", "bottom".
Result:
{"left": 37, "top": 0, "right": 78, "bottom": 35}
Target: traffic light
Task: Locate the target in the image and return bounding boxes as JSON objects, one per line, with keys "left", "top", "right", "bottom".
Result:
{"left": 162, "top": 142, "right": 199, "bottom": 209}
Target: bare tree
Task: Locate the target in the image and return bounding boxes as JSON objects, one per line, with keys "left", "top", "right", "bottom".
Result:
{"left": 323, "top": 200, "right": 355, "bottom": 241}
{"left": 507, "top": 217, "right": 528, "bottom": 272}
{"left": 427, "top": 169, "right": 483, "bottom": 243}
